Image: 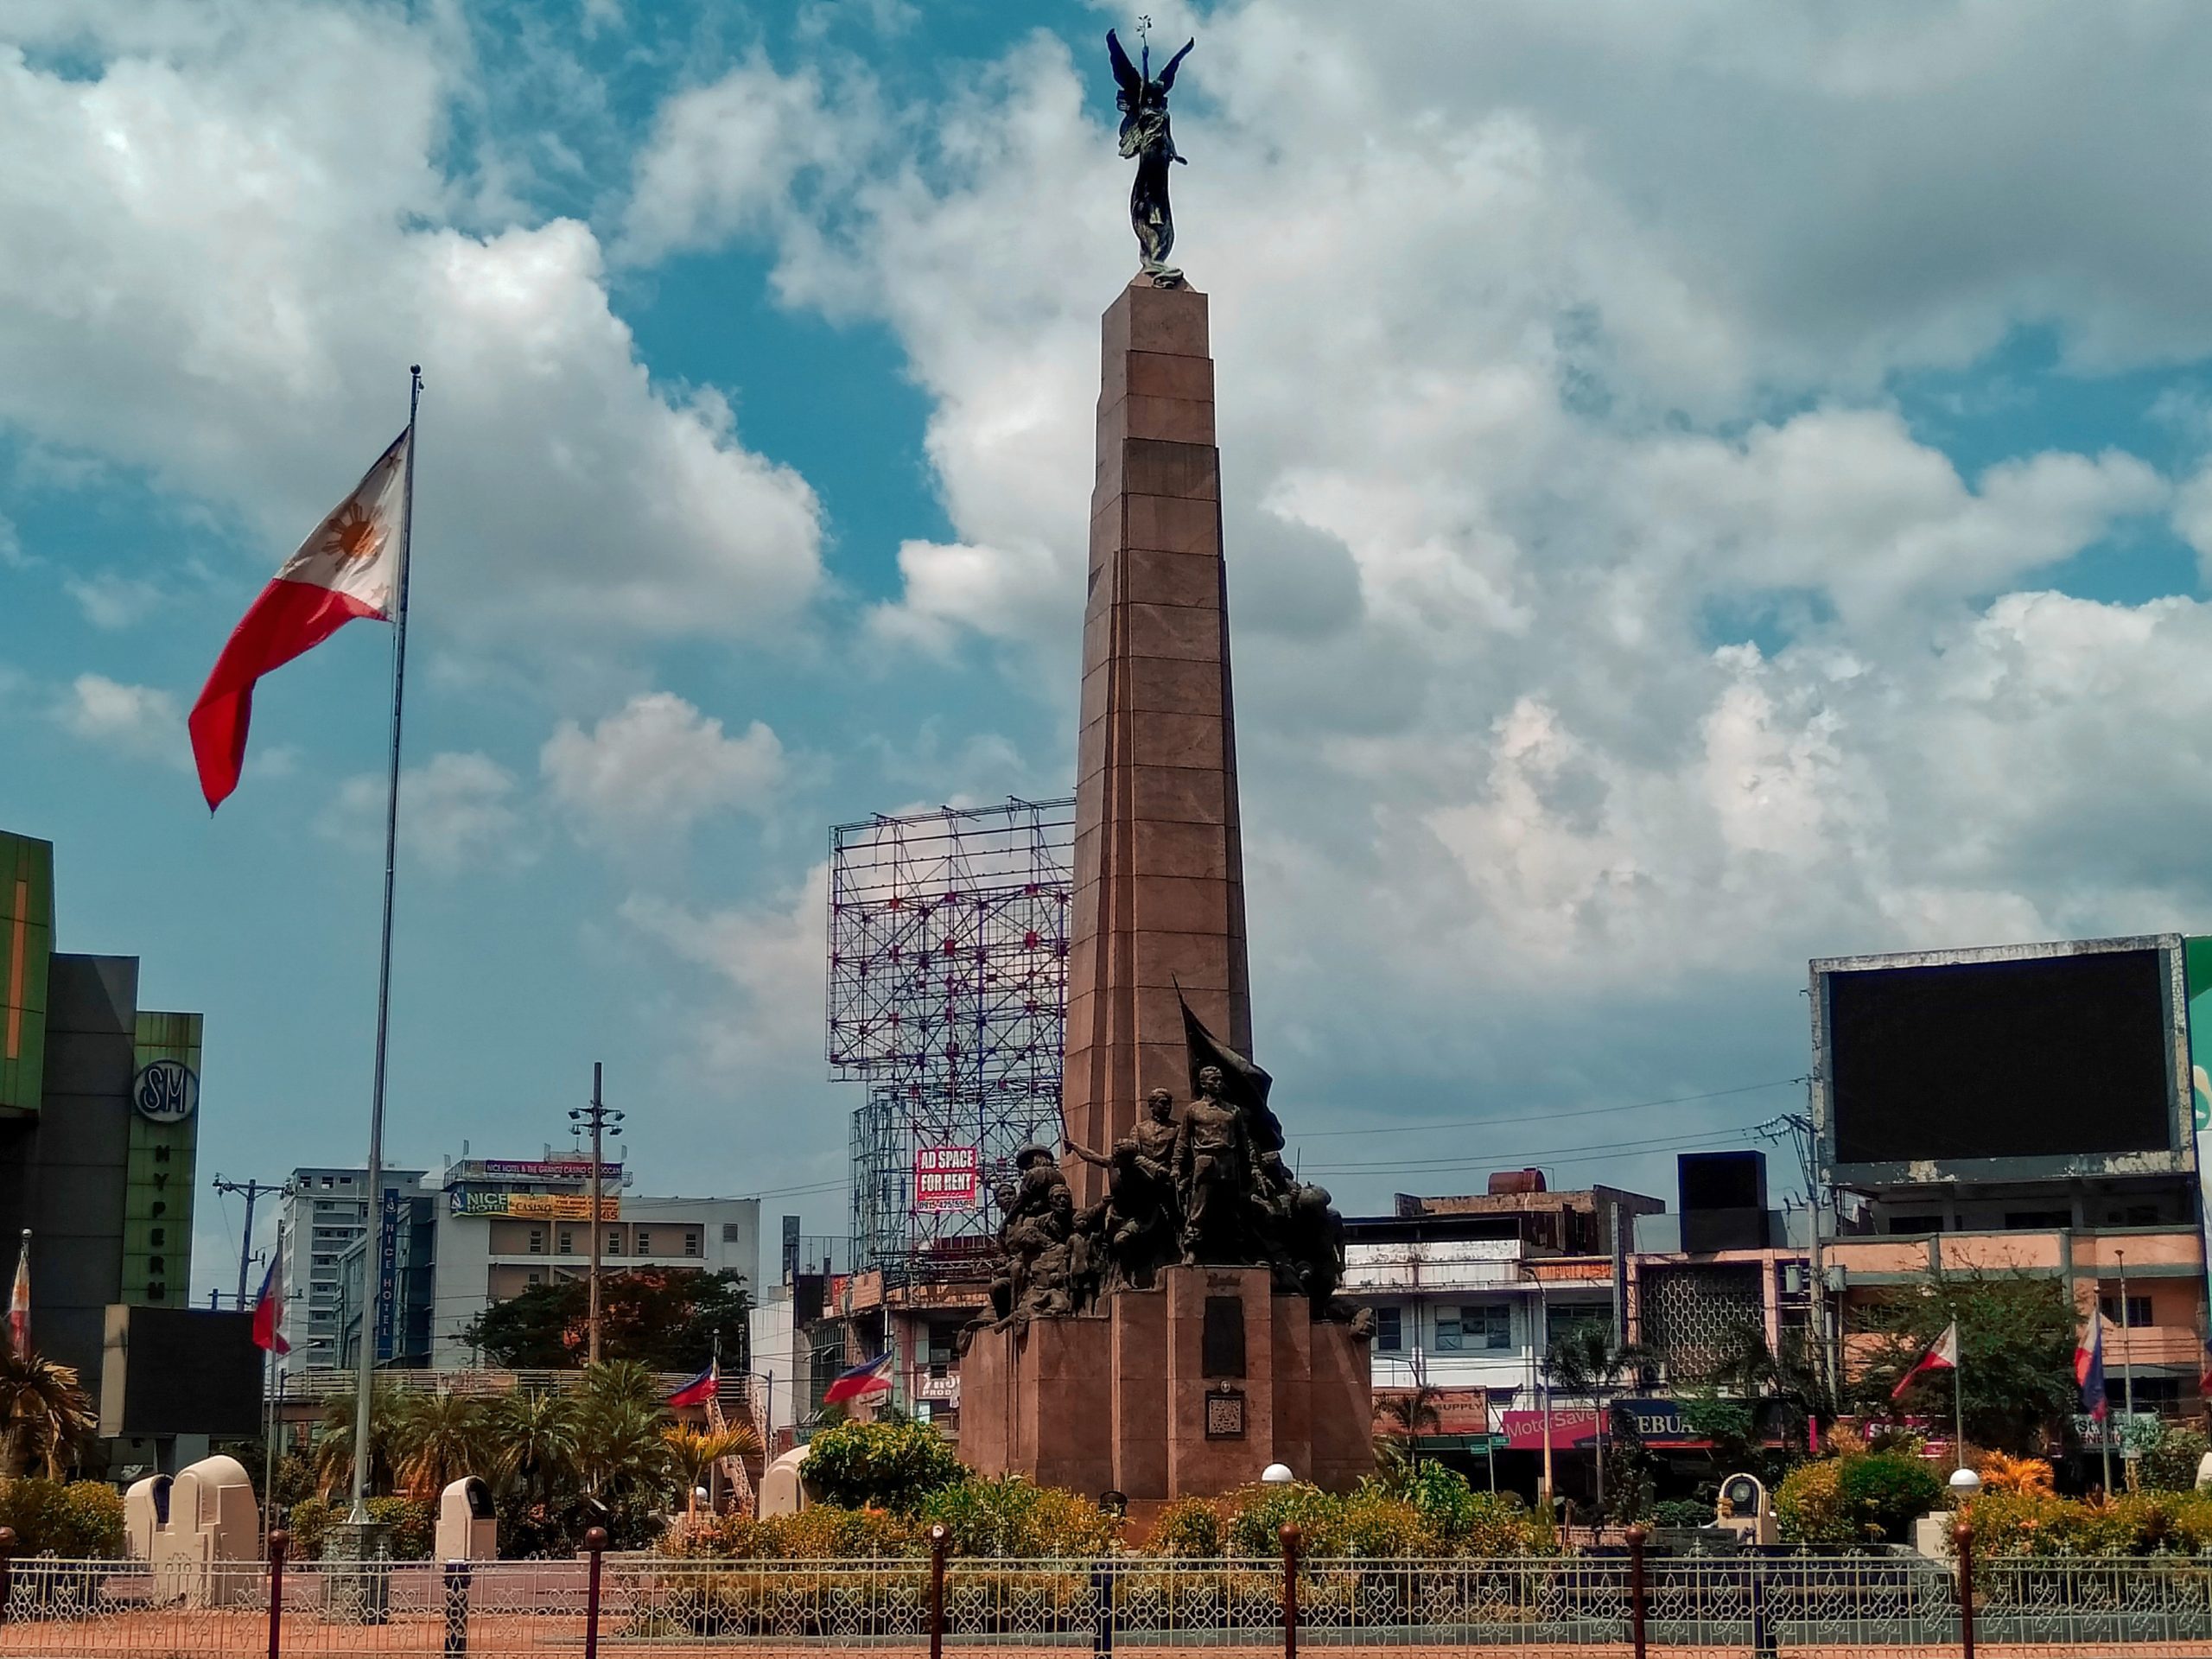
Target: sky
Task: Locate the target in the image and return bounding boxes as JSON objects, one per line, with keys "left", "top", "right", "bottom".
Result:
{"left": 10, "top": 0, "right": 2212, "bottom": 1313}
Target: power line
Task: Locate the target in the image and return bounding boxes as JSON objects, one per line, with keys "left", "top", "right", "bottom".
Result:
{"left": 1300, "top": 1123, "right": 1770, "bottom": 1178}
{"left": 1293, "top": 1077, "right": 1807, "bottom": 1140}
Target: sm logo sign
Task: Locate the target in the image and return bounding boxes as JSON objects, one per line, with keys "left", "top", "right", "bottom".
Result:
{"left": 132, "top": 1058, "right": 199, "bottom": 1125}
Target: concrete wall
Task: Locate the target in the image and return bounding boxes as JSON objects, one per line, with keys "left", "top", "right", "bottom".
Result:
{"left": 12, "top": 956, "right": 137, "bottom": 1392}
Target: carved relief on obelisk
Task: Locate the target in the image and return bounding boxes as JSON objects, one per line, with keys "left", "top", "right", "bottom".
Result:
{"left": 1061, "top": 276, "right": 1251, "bottom": 1207}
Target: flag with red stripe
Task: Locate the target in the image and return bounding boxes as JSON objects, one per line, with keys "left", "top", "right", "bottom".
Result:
{"left": 1891, "top": 1319, "right": 1958, "bottom": 1401}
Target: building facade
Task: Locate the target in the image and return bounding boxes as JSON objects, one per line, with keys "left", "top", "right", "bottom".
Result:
{"left": 276, "top": 1165, "right": 425, "bottom": 1380}
{"left": 426, "top": 1156, "right": 758, "bottom": 1370}
{"left": 0, "top": 831, "right": 204, "bottom": 1411}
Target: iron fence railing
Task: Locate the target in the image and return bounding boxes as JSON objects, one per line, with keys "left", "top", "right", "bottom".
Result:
{"left": 10, "top": 1525, "right": 2212, "bottom": 1654}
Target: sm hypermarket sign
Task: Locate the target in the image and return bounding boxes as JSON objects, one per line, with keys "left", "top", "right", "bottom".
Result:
{"left": 915, "top": 1146, "right": 979, "bottom": 1211}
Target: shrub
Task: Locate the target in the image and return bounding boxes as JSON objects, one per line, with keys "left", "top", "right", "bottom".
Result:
{"left": 283, "top": 1495, "right": 435, "bottom": 1560}
{"left": 1776, "top": 1459, "right": 1851, "bottom": 1545}
{"left": 0, "top": 1480, "right": 126, "bottom": 1558}
{"left": 673, "top": 1504, "right": 919, "bottom": 1560}
{"left": 1459, "top": 1491, "right": 1557, "bottom": 1556}
{"left": 1224, "top": 1482, "right": 1346, "bottom": 1557}
{"left": 1389, "top": 1461, "right": 1481, "bottom": 1544}
{"left": 1974, "top": 1452, "right": 2054, "bottom": 1496}
{"left": 1838, "top": 1451, "right": 1944, "bottom": 1543}
{"left": 2139, "top": 1426, "right": 2209, "bottom": 1494}
{"left": 1649, "top": 1498, "right": 1711, "bottom": 1530}
{"left": 1147, "top": 1496, "right": 1227, "bottom": 1558}
{"left": 916, "top": 1475, "right": 1121, "bottom": 1559}
{"left": 800, "top": 1420, "right": 965, "bottom": 1515}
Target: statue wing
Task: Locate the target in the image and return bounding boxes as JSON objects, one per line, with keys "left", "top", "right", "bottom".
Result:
{"left": 1106, "top": 29, "right": 1143, "bottom": 99}
{"left": 1157, "top": 39, "right": 1196, "bottom": 92}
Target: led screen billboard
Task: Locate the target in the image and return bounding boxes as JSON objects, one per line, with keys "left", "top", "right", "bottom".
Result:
{"left": 1826, "top": 944, "right": 2176, "bottom": 1166}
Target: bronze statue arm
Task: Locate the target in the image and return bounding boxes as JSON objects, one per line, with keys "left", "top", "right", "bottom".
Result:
{"left": 1064, "top": 1139, "right": 1112, "bottom": 1168}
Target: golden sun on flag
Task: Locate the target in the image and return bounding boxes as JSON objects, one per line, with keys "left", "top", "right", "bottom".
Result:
{"left": 320, "top": 500, "right": 387, "bottom": 564}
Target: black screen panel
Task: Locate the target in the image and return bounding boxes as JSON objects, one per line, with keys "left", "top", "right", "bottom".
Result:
{"left": 1829, "top": 949, "right": 2171, "bottom": 1165}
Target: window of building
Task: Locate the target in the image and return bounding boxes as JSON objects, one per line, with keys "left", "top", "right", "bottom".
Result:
{"left": 635, "top": 1229, "right": 653, "bottom": 1255}
{"left": 557, "top": 1230, "right": 574, "bottom": 1255}
{"left": 528, "top": 1229, "right": 545, "bottom": 1255}
{"left": 683, "top": 1230, "right": 702, "bottom": 1257}
{"left": 321, "top": 1176, "right": 334, "bottom": 1188}
{"left": 2003, "top": 1211, "right": 2071, "bottom": 1231}
{"left": 1547, "top": 1302, "right": 1612, "bottom": 1345}
{"left": 721, "top": 1223, "right": 743, "bottom": 1243}
{"left": 607, "top": 1231, "right": 621, "bottom": 1256}
{"left": 2101, "top": 1294, "right": 2154, "bottom": 1328}
{"left": 527, "top": 1271, "right": 543, "bottom": 1287}
{"left": 1373, "top": 1307, "right": 1402, "bottom": 1351}
{"left": 1437, "top": 1304, "right": 1511, "bottom": 1352}
{"left": 1887, "top": 1216, "right": 1944, "bottom": 1235}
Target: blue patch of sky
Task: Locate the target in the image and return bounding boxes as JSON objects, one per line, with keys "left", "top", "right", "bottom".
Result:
{"left": 1891, "top": 326, "right": 2208, "bottom": 608}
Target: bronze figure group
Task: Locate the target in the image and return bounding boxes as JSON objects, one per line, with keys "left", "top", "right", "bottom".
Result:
{"left": 972, "top": 1026, "right": 1356, "bottom": 1344}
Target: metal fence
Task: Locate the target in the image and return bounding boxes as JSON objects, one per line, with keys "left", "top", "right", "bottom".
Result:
{"left": 9, "top": 1529, "right": 2212, "bottom": 1656}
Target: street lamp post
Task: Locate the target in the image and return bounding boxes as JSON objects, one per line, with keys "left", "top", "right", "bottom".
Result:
{"left": 569, "top": 1063, "right": 625, "bottom": 1367}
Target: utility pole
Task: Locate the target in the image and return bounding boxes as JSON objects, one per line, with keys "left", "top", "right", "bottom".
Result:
{"left": 212, "top": 1175, "right": 289, "bottom": 1309}
{"left": 2119, "top": 1249, "right": 2139, "bottom": 1481}
{"left": 570, "top": 1062, "right": 624, "bottom": 1367}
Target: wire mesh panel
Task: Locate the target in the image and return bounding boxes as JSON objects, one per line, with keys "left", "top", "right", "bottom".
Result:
{"left": 828, "top": 798, "right": 1075, "bottom": 1273}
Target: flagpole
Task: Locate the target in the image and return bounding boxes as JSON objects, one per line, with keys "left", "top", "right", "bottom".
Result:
{"left": 1952, "top": 1340, "right": 1965, "bottom": 1474}
{"left": 264, "top": 1220, "right": 283, "bottom": 1551}
{"left": 346, "top": 365, "right": 422, "bottom": 1526}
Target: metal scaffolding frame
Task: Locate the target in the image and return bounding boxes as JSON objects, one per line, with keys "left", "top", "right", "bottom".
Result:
{"left": 828, "top": 798, "right": 1075, "bottom": 1277}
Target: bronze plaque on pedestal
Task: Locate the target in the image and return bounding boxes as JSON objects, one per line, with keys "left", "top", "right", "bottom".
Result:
{"left": 1205, "top": 1387, "right": 1246, "bottom": 1440}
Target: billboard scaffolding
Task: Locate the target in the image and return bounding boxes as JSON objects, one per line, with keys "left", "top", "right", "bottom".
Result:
{"left": 829, "top": 798, "right": 1074, "bottom": 1278}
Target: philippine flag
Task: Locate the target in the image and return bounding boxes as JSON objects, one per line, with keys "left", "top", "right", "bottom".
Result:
{"left": 2076, "top": 1313, "right": 2108, "bottom": 1421}
{"left": 821, "top": 1351, "right": 895, "bottom": 1406}
{"left": 667, "top": 1361, "right": 719, "bottom": 1409}
{"left": 188, "top": 430, "right": 410, "bottom": 810}
{"left": 1890, "top": 1320, "right": 1959, "bottom": 1401}
{"left": 251, "top": 1251, "right": 289, "bottom": 1356}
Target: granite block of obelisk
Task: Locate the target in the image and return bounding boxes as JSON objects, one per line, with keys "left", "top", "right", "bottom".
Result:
{"left": 1063, "top": 276, "right": 1251, "bottom": 1208}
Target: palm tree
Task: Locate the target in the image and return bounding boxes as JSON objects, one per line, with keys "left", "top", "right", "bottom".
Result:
{"left": 0, "top": 1349, "right": 96, "bottom": 1478}
{"left": 662, "top": 1424, "right": 759, "bottom": 1518}
{"left": 313, "top": 1383, "right": 405, "bottom": 1497}
{"left": 1544, "top": 1322, "right": 1647, "bottom": 1514}
{"left": 1371, "top": 1382, "right": 1443, "bottom": 1484}
{"left": 1702, "top": 1319, "right": 1836, "bottom": 1449}
{"left": 491, "top": 1389, "right": 578, "bottom": 1504}
{"left": 575, "top": 1396, "right": 673, "bottom": 1504}
{"left": 395, "top": 1389, "right": 489, "bottom": 1499}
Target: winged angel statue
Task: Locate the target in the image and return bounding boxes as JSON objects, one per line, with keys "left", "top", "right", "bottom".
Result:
{"left": 1107, "top": 28, "right": 1194, "bottom": 284}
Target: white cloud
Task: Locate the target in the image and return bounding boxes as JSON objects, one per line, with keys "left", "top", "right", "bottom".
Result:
{"left": 52, "top": 673, "right": 186, "bottom": 764}
{"left": 321, "top": 751, "right": 529, "bottom": 875}
{"left": 620, "top": 864, "right": 828, "bottom": 1089}
{"left": 613, "top": 8, "right": 2212, "bottom": 1173}
{"left": 0, "top": 7, "right": 823, "bottom": 656}
{"left": 540, "top": 691, "right": 785, "bottom": 849}
{"left": 65, "top": 571, "right": 168, "bottom": 630}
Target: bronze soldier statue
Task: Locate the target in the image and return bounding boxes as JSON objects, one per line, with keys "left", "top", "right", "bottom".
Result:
{"left": 1174, "top": 1063, "right": 1254, "bottom": 1262}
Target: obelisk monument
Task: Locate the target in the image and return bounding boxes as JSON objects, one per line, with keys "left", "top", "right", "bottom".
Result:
{"left": 1062, "top": 275, "right": 1250, "bottom": 1208}
{"left": 956, "top": 31, "right": 1371, "bottom": 1505}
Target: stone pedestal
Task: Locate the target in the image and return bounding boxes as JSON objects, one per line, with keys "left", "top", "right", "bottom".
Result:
{"left": 1063, "top": 278, "right": 1250, "bottom": 1210}
{"left": 958, "top": 1265, "right": 1372, "bottom": 1498}
{"left": 320, "top": 1519, "right": 392, "bottom": 1625}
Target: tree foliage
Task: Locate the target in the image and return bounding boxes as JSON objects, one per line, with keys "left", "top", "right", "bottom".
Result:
{"left": 799, "top": 1418, "right": 965, "bottom": 1514}
{"left": 1853, "top": 1271, "right": 2076, "bottom": 1452}
{"left": 0, "top": 1351, "right": 98, "bottom": 1478}
{"left": 461, "top": 1269, "right": 751, "bottom": 1370}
